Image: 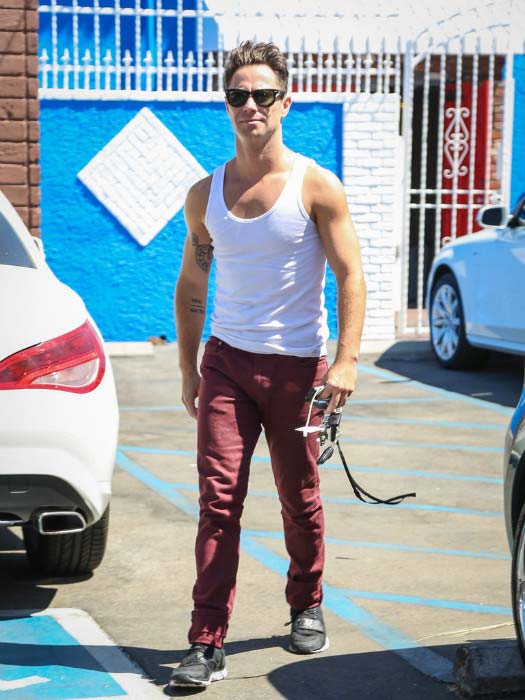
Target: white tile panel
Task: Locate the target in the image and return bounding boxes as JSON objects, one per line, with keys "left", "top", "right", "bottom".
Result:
{"left": 78, "top": 107, "right": 207, "bottom": 247}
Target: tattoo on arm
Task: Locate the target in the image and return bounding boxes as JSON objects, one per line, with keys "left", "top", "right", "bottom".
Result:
{"left": 191, "top": 232, "right": 214, "bottom": 273}
{"left": 190, "top": 297, "right": 205, "bottom": 315}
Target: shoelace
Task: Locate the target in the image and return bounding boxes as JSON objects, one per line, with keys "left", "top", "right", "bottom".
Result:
{"left": 285, "top": 608, "right": 319, "bottom": 626}
{"left": 184, "top": 644, "right": 209, "bottom": 662}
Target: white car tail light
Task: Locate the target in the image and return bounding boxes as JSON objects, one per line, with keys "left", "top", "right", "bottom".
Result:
{"left": 0, "top": 320, "right": 106, "bottom": 393}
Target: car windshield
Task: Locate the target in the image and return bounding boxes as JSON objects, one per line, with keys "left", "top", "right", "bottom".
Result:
{"left": 0, "top": 211, "right": 36, "bottom": 268}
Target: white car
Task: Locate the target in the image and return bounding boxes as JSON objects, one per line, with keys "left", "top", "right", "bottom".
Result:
{"left": 0, "top": 190, "right": 119, "bottom": 576}
{"left": 427, "top": 194, "right": 525, "bottom": 369}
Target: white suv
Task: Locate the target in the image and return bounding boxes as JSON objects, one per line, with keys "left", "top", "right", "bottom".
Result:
{"left": 0, "top": 190, "right": 119, "bottom": 576}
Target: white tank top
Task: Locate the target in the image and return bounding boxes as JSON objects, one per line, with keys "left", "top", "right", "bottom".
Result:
{"left": 205, "top": 153, "right": 328, "bottom": 357}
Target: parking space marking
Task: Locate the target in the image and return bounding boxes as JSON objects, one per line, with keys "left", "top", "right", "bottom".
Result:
{"left": 244, "top": 530, "right": 510, "bottom": 560}
{"left": 119, "top": 395, "right": 501, "bottom": 412}
{"left": 0, "top": 676, "right": 50, "bottom": 691}
{"left": 320, "top": 463, "right": 503, "bottom": 484}
{"left": 117, "top": 451, "right": 504, "bottom": 517}
{"left": 340, "top": 590, "right": 511, "bottom": 616}
{"left": 117, "top": 450, "right": 454, "bottom": 682}
{"left": 119, "top": 445, "right": 503, "bottom": 485}
{"left": 357, "top": 363, "right": 514, "bottom": 416}
{"left": 0, "top": 609, "right": 164, "bottom": 700}
{"left": 116, "top": 451, "right": 199, "bottom": 521}
{"left": 339, "top": 437, "right": 503, "bottom": 453}
{"left": 346, "top": 416, "right": 506, "bottom": 430}
{"left": 118, "top": 445, "right": 515, "bottom": 568}
{"left": 241, "top": 535, "right": 455, "bottom": 683}
{"left": 115, "top": 451, "right": 514, "bottom": 685}
{"left": 116, "top": 356, "right": 513, "bottom": 686}
{"left": 121, "top": 414, "right": 506, "bottom": 431}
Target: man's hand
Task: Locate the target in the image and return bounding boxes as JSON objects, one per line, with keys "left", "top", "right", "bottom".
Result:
{"left": 319, "top": 360, "right": 358, "bottom": 414}
{"left": 181, "top": 370, "right": 201, "bottom": 419}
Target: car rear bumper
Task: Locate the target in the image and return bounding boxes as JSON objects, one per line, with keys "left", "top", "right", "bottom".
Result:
{"left": 0, "top": 473, "right": 110, "bottom": 525}
{"left": 0, "top": 369, "right": 118, "bottom": 525}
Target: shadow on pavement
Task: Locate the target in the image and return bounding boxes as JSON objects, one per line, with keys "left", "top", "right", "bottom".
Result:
{"left": 374, "top": 343, "right": 524, "bottom": 409}
{"left": 0, "top": 527, "right": 87, "bottom": 611}
{"left": 0, "top": 633, "right": 461, "bottom": 700}
{"left": 266, "top": 645, "right": 460, "bottom": 700}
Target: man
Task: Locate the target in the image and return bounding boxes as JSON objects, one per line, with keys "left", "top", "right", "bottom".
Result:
{"left": 171, "top": 40, "right": 366, "bottom": 688}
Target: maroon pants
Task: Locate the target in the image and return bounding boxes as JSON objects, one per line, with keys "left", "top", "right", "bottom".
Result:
{"left": 189, "top": 336, "right": 328, "bottom": 647}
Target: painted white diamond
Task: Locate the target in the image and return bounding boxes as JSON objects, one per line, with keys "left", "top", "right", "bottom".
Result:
{"left": 78, "top": 107, "right": 207, "bottom": 246}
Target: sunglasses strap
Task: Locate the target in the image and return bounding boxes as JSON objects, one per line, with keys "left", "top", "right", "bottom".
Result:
{"left": 335, "top": 439, "right": 416, "bottom": 506}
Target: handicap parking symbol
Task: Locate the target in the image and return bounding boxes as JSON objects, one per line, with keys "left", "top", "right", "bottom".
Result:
{"left": 0, "top": 609, "right": 163, "bottom": 700}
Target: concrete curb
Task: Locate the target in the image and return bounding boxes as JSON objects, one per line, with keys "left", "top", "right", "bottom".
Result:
{"left": 454, "top": 641, "right": 525, "bottom": 698}
{"left": 105, "top": 341, "right": 154, "bottom": 356}
{"left": 105, "top": 337, "right": 433, "bottom": 359}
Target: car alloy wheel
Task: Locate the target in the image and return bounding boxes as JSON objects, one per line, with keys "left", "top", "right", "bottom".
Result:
{"left": 430, "top": 277, "right": 462, "bottom": 362}
{"left": 429, "top": 272, "right": 485, "bottom": 369}
{"left": 512, "top": 502, "right": 525, "bottom": 666}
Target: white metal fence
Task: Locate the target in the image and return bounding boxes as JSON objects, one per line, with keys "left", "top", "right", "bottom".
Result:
{"left": 38, "top": 2, "right": 403, "bottom": 96}
{"left": 399, "top": 40, "right": 514, "bottom": 335}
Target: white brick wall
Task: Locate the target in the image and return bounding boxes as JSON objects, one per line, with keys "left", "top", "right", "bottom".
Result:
{"left": 342, "top": 93, "right": 401, "bottom": 341}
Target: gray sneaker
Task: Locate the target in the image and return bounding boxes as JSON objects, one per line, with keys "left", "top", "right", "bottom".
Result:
{"left": 169, "top": 643, "right": 227, "bottom": 687}
{"left": 288, "top": 606, "right": 329, "bottom": 654}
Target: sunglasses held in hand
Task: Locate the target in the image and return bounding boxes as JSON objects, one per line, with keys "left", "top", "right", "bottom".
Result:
{"left": 225, "top": 88, "right": 286, "bottom": 108}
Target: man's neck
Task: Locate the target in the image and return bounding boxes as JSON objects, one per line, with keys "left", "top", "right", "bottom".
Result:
{"left": 232, "top": 139, "right": 293, "bottom": 179}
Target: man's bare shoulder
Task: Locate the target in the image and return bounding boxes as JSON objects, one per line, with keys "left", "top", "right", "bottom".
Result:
{"left": 186, "top": 174, "right": 213, "bottom": 213}
{"left": 303, "top": 162, "right": 346, "bottom": 214}
{"left": 305, "top": 162, "right": 343, "bottom": 193}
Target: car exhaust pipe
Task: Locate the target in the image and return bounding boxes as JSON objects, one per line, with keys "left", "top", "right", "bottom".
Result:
{"left": 36, "top": 511, "right": 87, "bottom": 535}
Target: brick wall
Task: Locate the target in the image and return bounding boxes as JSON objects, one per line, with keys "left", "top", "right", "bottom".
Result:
{"left": 343, "top": 93, "right": 401, "bottom": 341}
{"left": 0, "top": 0, "right": 40, "bottom": 237}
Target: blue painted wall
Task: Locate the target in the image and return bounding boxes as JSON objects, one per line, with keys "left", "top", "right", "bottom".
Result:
{"left": 40, "top": 100, "right": 342, "bottom": 341}
{"left": 511, "top": 55, "right": 525, "bottom": 206}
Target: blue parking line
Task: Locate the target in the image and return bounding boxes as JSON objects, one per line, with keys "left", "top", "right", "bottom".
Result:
{"left": 0, "top": 616, "right": 125, "bottom": 700}
{"left": 243, "top": 529, "right": 510, "bottom": 561}
{"left": 116, "top": 451, "right": 199, "bottom": 520}
{"left": 116, "top": 451, "right": 453, "bottom": 682}
{"left": 120, "top": 410, "right": 505, "bottom": 432}
{"left": 118, "top": 445, "right": 502, "bottom": 485}
{"left": 340, "top": 590, "right": 511, "bottom": 616}
{"left": 321, "top": 464, "right": 502, "bottom": 485}
{"left": 357, "top": 363, "right": 514, "bottom": 417}
{"left": 346, "top": 416, "right": 506, "bottom": 430}
{"left": 339, "top": 437, "right": 503, "bottom": 453}
{"left": 241, "top": 535, "right": 454, "bottom": 683}
{"left": 118, "top": 449, "right": 503, "bottom": 517}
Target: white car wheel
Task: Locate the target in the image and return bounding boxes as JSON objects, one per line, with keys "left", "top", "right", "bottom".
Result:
{"left": 429, "top": 273, "right": 486, "bottom": 369}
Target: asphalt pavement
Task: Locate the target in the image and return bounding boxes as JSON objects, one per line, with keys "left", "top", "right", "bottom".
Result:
{"left": 0, "top": 339, "right": 524, "bottom": 700}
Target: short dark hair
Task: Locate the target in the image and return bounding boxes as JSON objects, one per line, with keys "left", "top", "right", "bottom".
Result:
{"left": 224, "top": 41, "right": 288, "bottom": 91}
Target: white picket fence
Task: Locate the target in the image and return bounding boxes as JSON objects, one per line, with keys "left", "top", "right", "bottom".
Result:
{"left": 37, "top": 2, "right": 403, "bottom": 96}
{"left": 38, "top": 46, "right": 404, "bottom": 96}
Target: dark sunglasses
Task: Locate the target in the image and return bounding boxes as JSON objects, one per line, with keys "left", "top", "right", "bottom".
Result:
{"left": 225, "top": 88, "right": 286, "bottom": 108}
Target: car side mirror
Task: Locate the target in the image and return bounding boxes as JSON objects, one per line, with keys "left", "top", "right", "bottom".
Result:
{"left": 477, "top": 205, "right": 508, "bottom": 228}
